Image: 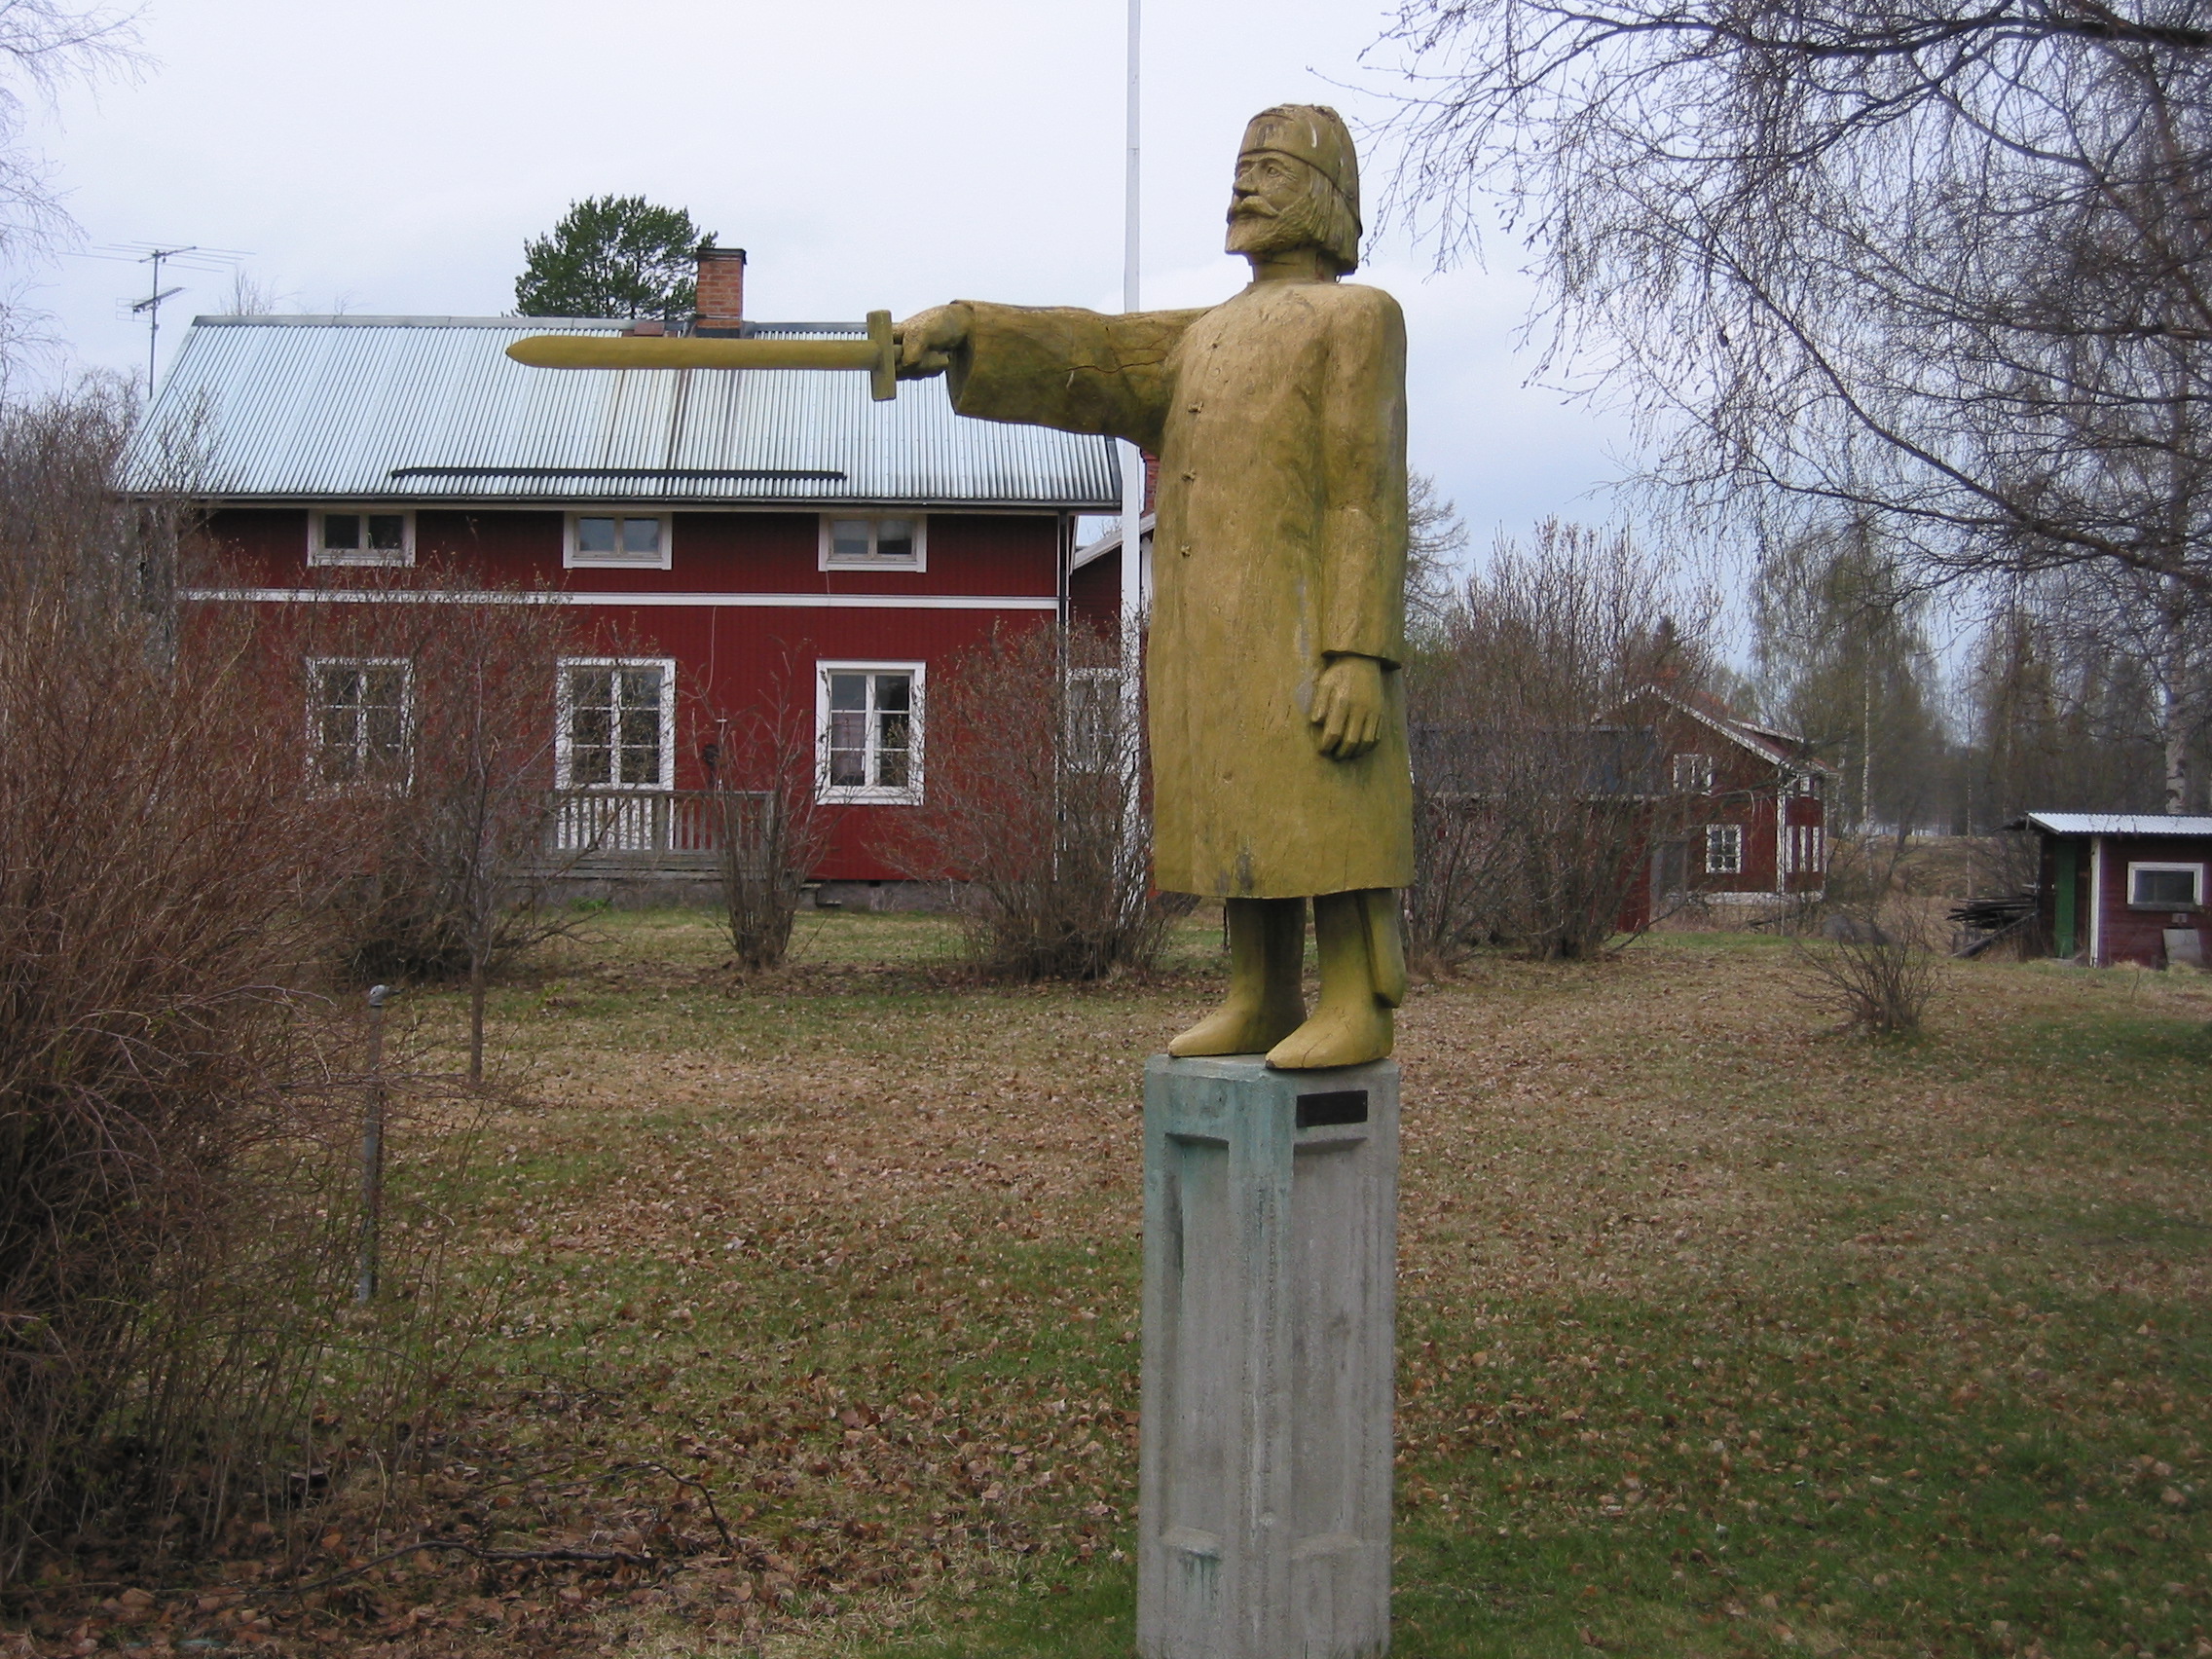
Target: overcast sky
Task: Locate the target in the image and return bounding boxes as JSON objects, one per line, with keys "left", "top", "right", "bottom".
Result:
{"left": 16, "top": 0, "right": 1641, "bottom": 555}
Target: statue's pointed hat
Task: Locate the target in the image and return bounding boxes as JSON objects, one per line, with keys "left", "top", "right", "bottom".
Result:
{"left": 1240, "top": 104, "right": 1361, "bottom": 230}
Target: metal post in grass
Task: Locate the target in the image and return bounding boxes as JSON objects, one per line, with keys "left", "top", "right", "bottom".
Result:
{"left": 355, "top": 983, "right": 390, "bottom": 1306}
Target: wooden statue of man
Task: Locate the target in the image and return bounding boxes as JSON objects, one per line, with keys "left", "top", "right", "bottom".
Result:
{"left": 898, "top": 104, "right": 1412, "bottom": 1069}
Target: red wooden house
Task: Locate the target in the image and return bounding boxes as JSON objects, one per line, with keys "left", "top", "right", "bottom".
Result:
{"left": 124, "top": 251, "right": 1119, "bottom": 904}
{"left": 1621, "top": 687, "right": 1833, "bottom": 925}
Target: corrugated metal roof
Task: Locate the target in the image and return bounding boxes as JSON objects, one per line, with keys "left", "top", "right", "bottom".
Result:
{"left": 2020, "top": 812, "right": 2212, "bottom": 836}
{"left": 122, "top": 314, "right": 1120, "bottom": 508}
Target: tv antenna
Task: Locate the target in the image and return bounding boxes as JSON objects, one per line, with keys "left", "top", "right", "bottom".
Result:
{"left": 70, "top": 241, "right": 252, "bottom": 389}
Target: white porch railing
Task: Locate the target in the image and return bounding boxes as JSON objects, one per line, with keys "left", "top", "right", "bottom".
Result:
{"left": 546, "top": 790, "right": 771, "bottom": 869}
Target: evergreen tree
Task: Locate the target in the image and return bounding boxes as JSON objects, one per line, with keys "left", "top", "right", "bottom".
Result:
{"left": 515, "top": 196, "right": 715, "bottom": 320}
{"left": 1959, "top": 579, "right": 2175, "bottom": 826}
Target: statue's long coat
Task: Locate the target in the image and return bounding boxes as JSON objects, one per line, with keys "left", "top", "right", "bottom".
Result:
{"left": 948, "top": 279, "right": 1414, "bottom": 899}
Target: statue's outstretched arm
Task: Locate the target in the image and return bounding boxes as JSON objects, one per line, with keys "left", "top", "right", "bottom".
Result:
{"left": 897, "top": 301, "right": 1204, "bottom": 451}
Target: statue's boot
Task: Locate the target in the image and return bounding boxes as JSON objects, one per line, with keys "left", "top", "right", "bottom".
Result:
{"left": 1266, "top": 890, "right": 1406, "bottom": 1070}
{"left": 1168, "top": 897, "right": 1307, "bottom": 1056}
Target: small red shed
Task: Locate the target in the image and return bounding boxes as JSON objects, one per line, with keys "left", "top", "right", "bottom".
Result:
{"left": 2020, "top": 812, "right": 2212, "bottom": 968}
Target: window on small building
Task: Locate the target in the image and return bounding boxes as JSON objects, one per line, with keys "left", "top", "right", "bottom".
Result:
{"left": 309, "top": 657, "right": 411, "bottom": 786}
{"left": 2128, "top": 862, "right": 2203, "bottom": 907}
{"left": 558, "top": 658, "right": 674, "bottom": 789}
{"left": 819, "top": 663, "right": 922, "bottom": 802}
{"left": 1672, "top": 752, "right": 1714, "bottom": 793}
{"left": 820, "top": 514, "right": 925, "bottom": 570}
{"left": 1703, "top": 822, "right": 1744, "bottom": 876}
{"left": 310, "top": 509, "right": 413, "bottom": 567}
{"left": 567, "top": 513, "right": 671, "bottom": 570}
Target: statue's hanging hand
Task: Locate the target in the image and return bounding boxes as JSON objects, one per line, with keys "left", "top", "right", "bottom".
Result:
{"left": 895, "top": 305, "right": 973, "bottom": 380}
{"left": 1310, "top": 655, "right": 1385, "bottom": 759}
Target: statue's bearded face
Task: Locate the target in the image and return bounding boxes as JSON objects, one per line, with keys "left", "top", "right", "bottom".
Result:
{"left": 1227, "top": 150, "right": 1335, "bottom": 260}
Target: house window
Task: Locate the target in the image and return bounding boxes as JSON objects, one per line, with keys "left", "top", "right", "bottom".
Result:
{"left": 819, "top": 663, "right": 922, "bottom": 803}
{"left": 1703, "top": 823, "right": 1744, "bottom": 876}
{"left": 2128, "top": 862, "right": 2203, "bottom": 908}
{"left": 309, "top": 657, "right": 411, "bottom": 786}
{"left": 1065, "top": 669, "right": 1125, "bottom": 773}
{"left": 820, "top": 514, "right": 925, "bottom": 571}
{"left": 1672, "top": 752, "right": 1714, "bottom": 793}
{"left": 310, "top": 509, "right": 413, "bottom": 567}
{"left": 558, "top": 658, "right": 675, "bottom": 790}
{"left": 566, "top": 513, "right": 671, "bottom": 570}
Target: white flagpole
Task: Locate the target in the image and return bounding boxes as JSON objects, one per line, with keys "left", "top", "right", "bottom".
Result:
{"left": 1119, "top": 0, "right": 1145, "bottom": 647}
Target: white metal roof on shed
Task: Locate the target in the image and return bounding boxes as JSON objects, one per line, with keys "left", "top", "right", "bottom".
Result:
{"left": 2019, "top": 812, "right": 2212, "bottom": 836}
{"left": 122, "top": 314, "right": 1120, "bottom": 509}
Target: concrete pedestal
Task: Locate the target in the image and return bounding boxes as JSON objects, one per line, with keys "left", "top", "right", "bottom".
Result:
{"left": 1138, "top": 1054, "right": 1398, "bottom": 1659}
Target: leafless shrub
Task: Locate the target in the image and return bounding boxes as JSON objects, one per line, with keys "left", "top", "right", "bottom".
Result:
{"left": 294, "top": 582, "right": 598, "bottom": 1080}
{"left": 1789, "top": 836, "right": 1944, "bottom": 1035}
{"left": 0, "top": 392, "right": 483, "bottom": 1583}
{"left": 709, "top": 655, "right": 841, "bottom": 972}
{"left": 1406, "top": 520, "right": 1713, "bottom": 966}
{"left": 0, "top": 463, "right": 314, "bottom": 1573}
{"left": 896, "top": 619, "right": 1184, "bottom": 979}
{"left": 112, "top": 1010, "right": 497, "bottom": 1567}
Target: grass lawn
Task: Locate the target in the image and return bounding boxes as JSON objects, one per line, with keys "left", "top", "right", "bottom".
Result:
{"left": 24, "top": 909, "right": 2208, "bottom": 1659}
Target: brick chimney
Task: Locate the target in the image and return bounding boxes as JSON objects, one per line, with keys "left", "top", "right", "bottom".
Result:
{"left": 693, "top": 245, "right": 747, "bottom": 334}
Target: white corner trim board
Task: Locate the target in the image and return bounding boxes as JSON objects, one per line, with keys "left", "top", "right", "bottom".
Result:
{"left": 184, "top": 588, "right": 1059, "bottom": 610}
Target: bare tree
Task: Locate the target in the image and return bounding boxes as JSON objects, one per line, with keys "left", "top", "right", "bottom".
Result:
{"left": 708, "top": 654, "right": 841, "bottom": 972}
{"left": 2056, "top": 562, "right": 2212, "bottom": 810}
{"left": 1407, "top": 520, "right": 1715, "bottom": 964}
{"left": 0, "top": 2, "right": 144, "bottom": 374}
{"left": 1379, "top": 3, "right": 2212, "bottom": 617}
{"left": 896, "top": 618, "right": 1183, "bottom": 980}
{"left": 1750, "top": 516, "right": 1948, "bottom": 833}
{"left": 302, "top": 584, "right": 596, "bottom": 1082}
{"left": 221, "top": 268, "right": 284, "bottom": 316}
{"left": 1405, "top": 469, "right": 1471, "bottom": 645}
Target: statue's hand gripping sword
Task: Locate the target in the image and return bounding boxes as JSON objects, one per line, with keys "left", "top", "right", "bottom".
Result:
{"left": 505, "top": 310, "right": 900, "bottom": 401}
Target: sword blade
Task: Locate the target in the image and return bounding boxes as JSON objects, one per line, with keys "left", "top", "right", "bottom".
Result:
{"left": 504, "top": 335, "right": 876, "bottom": 371}
{"left": 505, "top": 311, "right": 900, "bottom": 400}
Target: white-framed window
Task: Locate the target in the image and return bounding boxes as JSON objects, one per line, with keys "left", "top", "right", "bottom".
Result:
{"left": 308, "top": 657, "right": 412, "bottom": 787}
{"left": 1672, "top": 752, "right": 1714, "bottom": 793}
{"left": 1703, "top": 822, "right": 1744, "bottom": 876}
{"left": 819, "top": 514, "right": 926, "bottom": 571}
{"left": 1065, "top": 668, "right": 1126, "bottom": 773}
{"left": 2128, "top": 862, "right": 2204, "bottom": 908}
{"left": 818, "top": 661, "right": 922, "bottom": 803}
{"left": 309, "top": 508, "right": 414, "bottom": 568}
{"left": 566, "top": 512, "right": 672, "bottom": 570}
{"left": 556, "top": 658, "right": 675, "bottom": 790}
